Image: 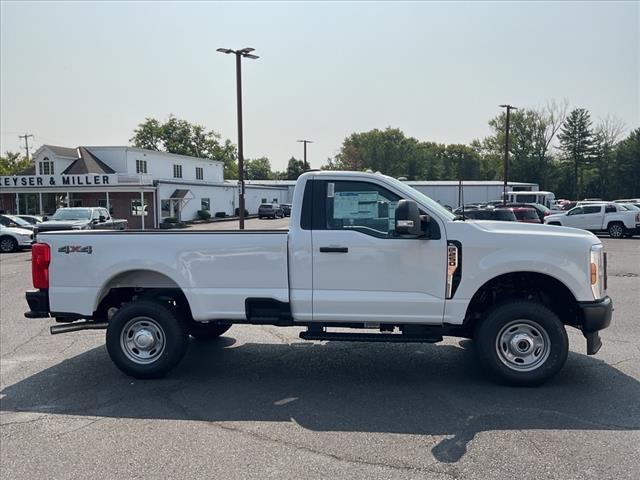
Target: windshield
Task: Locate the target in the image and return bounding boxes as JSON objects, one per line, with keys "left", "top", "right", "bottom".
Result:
{"left": 51, "top": 209, "right": 92, "bottom": 220}
{"left": 384, "top": 176, "right": 457, "bottom": 220}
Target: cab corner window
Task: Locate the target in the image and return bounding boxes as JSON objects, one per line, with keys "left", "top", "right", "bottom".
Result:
{"left": 325, "top": 181, "right": 400, "bottom": 238}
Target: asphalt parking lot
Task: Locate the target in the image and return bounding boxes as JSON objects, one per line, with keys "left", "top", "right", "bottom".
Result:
{"left": 0, "top": 230, "right": 638, "bottom": 479}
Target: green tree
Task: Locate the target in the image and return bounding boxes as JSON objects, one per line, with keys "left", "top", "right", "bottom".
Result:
{"left": 558, "top": 108, "right": 595, "bottom": 199}
{"left": 130, "top": 115, "right": 238, "bottom": 179}
{"left": 0, "top": 151, "right": 31, "bottom": 175}
{"left": 285, "top": 157, "right": 306, "bottom": 180}
{"left": 245, "top": 157, "right": 273, "bottom": 180}
{"left": 610, "top": 128, "right": 640, "bottom": 198}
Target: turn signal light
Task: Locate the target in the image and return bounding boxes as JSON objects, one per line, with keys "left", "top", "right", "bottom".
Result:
{"left": 590, "top": 262, "right": 597, "bottom": 285}
{"left": 32, "top": 243, "right": 50, "bottom": 289}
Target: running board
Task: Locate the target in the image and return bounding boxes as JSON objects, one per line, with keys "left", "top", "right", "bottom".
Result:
{"left": 299, "top": 331, "right": 443, "bottom": 343}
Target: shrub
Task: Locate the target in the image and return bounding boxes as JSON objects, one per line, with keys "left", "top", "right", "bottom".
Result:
{"left": 214, "top": 211, "right": 226, "bottom": 218}
{"left": 197, "top": 210, "right": 211, "bottom": 220}
{"left": 164, "top": 217, "right": 178, "bottom": 224}
{"left": 234, "top": 208, "right": 249, "bottom": 217}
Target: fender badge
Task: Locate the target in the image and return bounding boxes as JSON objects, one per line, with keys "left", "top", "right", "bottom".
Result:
{"left": 58, "top": 245, "right": 93, "bottom": 254}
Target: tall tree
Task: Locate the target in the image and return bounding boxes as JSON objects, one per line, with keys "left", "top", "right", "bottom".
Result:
{"left": 610, "top": 128, "right": 640, "bottom": 199}
{"left": 284, "top": 157, "right": 306, "bottom": 180}
{"left": 558, "top": 108, "right": 595, "bottom": 199}
{"left": 130, "top": 115, "right": 238, "bottom": 179}
{"left": 0, "top": 151, "right": 31, "bottom": 175}
{"left": 245, "top": 157, "right": 274, "bottom": 180}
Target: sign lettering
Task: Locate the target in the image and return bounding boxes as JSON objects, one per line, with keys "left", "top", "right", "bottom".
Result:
{"left": 0, "top": 175, "right": 117, "bottom": 189}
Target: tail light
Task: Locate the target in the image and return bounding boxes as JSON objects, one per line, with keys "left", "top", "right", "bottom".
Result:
{"left": 32, "top": 243, "right": 50, "bottom": 289}
{"left": 544, "top": 211, "right": 551, "bottom": 216}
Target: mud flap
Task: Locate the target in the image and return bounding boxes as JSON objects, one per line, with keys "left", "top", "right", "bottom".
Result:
{"left": 585, "top": 331, "right": 602, "bottom": 355}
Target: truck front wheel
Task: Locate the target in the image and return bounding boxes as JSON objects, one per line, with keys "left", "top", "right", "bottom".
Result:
{"left": 475, "top": 301, "right": 568, "bottom": 386}
{"left": 106, "top": 301, "right": 189, "bottom": 379}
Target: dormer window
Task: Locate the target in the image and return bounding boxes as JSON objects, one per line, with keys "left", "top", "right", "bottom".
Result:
{"left": 39, "top": 157, "right": 54, "bottom": 175}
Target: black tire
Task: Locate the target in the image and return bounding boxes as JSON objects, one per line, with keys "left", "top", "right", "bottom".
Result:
{"left": 607, "top": 222, "right": 625, "bottom": 239}
{"left": 474, "top": 301, "right": 568, "bottom": 386}
{"left": 0, "top": 236, "right": 18, "bottom": 253}
{"left": 106, "top": 300, "right": 189, "bottom": 379}
{"left": 189, "top": 322, "right": 231, "bottom": 340}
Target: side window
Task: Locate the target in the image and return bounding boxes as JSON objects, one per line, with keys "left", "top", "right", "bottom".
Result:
{"left": 567, "top": 207, "right": 583, "bottom": 216}
{"left": 101, "top": 209, "right": 110, "bottom": 219}
{"left": 605, "top": 205, "right": 616, "bottom": 213}
{"left": 325, "top": 181, "right": 400, "bottom": 238}
{"left": 583, "top": 206, "right": 602, "bottom": 214}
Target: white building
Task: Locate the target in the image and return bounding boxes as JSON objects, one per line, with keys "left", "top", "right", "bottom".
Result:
{"left": 0, "top": 145, "right": 289, "bottom": 228}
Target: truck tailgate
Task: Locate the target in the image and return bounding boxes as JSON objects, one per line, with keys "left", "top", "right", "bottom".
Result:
{"left": 40, "top": 231, "right": 289, "bottom": 320}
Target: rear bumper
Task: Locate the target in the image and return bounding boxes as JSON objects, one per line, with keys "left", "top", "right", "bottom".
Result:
{"left": 25, "top": 289, "right": 50, "bottom": 318}
{"left": 577, "top": 296, "right": 613, "bottom": 355}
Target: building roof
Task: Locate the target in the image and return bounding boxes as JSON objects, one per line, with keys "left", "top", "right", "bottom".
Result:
{"left": 61, "top": 147, "right": 116, "bottom": 175}
{"left": 170, "top": 189, "right": 191, "bottom": 199}
{"left": 43, "top": 145, "right": 78, "bottom": 158}
{"left": 15, "top": 165, "right": 36, "bottom": 175}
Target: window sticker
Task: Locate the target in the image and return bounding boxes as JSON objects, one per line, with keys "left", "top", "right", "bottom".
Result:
{"left": 327, "top": 182, "right": 335, "bottom": 198}
{"left": 333, "top": 191, "right": 380, "bottom": 219}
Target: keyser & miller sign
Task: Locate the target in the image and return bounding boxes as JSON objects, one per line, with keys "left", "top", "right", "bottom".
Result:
{"left": 1, "top": 175, "right": 118, "bottom": 188}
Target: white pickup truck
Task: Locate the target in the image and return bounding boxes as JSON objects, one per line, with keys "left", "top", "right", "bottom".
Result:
{"left": 25, "top": 171, "right": 612, "bottom": 385}
{"left": 544, "top": 202, "right": 640, "bottom": 238}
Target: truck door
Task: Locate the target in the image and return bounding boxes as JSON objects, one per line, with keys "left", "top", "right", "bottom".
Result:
{"left": 310, "top": 179, "right": 447, "bottom": 324}
{"left": 563, "top": 206, "right": 585, "bottom": 227}
{"left": 582, "top": 205, "right": 604, "bottom": 230}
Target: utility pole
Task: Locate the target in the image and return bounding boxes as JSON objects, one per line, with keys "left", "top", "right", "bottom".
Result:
{"left": 217, "top": 47, "right": 259, "bottom": 229}
{"left": 297, "top": 139, "right": 313, "bottom": 170}
{"left": 499, "top": 105, "right": 517, "bottom": 205}
{"left": 19, "top": 133, "right": 34, "bottom": 161}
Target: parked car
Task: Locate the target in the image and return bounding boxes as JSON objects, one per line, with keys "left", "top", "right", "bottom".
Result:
{"left": 281, "top": 204, "right": 292, "bottom": 217}
{"left": 0, "top": 214, "right": 36, "bottom": 231}
{"left": 545, "top": 203, "right": 640, "bottom": 238}
{"left": 0, "top": 225, "right": 33, "bottom": 253}
{"left": 506, "top": 203, "right": 552, "bottom": 222}
{"left": 37, "top": 207, "right": 127, "bottom": 233}
{"left": 511, "top": 207, "right": 541, "bottom": 223}
{"left": 258, "top": 203, "right": 284, "bottom": 219}
{"left": 463, "top": 208, "right": 518, "bottom": 222}
{"left": 16, "top": 215, "right": 43, "bottom": 225}
{"left": 26, "top": 170, "right": 613, "bottom": 386}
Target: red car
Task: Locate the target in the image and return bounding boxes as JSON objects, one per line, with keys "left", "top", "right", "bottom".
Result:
{"left": 511, "top": 207, "right": 541, "bottom": 223}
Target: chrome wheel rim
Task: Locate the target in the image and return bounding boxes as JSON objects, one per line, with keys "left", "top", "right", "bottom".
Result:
{"left": 610, "top": 225, "right": 623, "bottom": 238}
{"left": 0, "top": 238, "right": 15, "bottom": 252}
{"left": 495, "top": 319, "right": 550, "bottom": 372}
{"left": 120, "top": 316, "right": 166, "bottom": 365}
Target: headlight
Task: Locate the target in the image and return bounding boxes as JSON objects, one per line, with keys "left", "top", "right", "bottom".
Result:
{"left": 590, "top": 244, "right": 606, "bottom": 300}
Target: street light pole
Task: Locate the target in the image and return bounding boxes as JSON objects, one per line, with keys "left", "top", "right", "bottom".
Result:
{"left": 297, "top": 139, "right": 313, "bottom": 170}
{"left": 217, "top": 47, "right": 259, "bottom": 229}
{"left": 499, "top": 104, "right": 517, "bottom": 206}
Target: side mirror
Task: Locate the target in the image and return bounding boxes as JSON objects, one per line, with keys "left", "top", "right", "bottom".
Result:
{"left": 92, "top": 218, "right": 99, "bottom": 224}
{"left": 42, "top": 216, "right": 48, "bottom": 222}
{"left": 395, "top": 199, "right": 424, "bottom": 236}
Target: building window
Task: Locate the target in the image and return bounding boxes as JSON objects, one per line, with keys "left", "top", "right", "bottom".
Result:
{"left": 136, "top": 159, "right": 148, "bottom": 174}
{"left": 97, "top": 199, "right": 114, "bottom": 214}
{"left": 68, "top": 193, "right": 82, "bottom": 207}
{"left": 201, "top": 198, "right": 210, "bottom": 211}
{"left": 173, "top": 164, "right": 183, "bottom": 178}
{"left": 196, "top": 167, "right": 203, "bottom": 180}
{"left": 161, "top": 199, "right": 180, "bottom": 220}
{"left": 261, "top": 198, "right": 267, "bottom": 203}
{"left": 39, "top": 157, "right": 54, "bottom": 175}
{"left": 131, "top": 198, "right": 148, "bottom": 216}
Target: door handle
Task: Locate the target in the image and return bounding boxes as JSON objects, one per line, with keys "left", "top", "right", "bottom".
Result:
{"left": 319, "top": 246, "right": 348, "bottom": 253}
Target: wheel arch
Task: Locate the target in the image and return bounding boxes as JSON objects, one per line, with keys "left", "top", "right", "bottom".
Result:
{"left": 464, "top": 271, "right": 580, "bottom": 333}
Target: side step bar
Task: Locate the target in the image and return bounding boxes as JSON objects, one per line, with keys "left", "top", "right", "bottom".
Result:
{"left": 299, "top": 330, "right": 443, "bottom": 343}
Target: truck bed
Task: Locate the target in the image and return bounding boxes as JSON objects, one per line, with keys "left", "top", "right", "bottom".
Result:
{"left": 39, "top": 230, "right": 290, "bottom": 321}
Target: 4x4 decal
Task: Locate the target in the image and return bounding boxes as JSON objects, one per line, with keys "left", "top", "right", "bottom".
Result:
{"left": 58, "top": 245, "right": 93, "bottom": 254}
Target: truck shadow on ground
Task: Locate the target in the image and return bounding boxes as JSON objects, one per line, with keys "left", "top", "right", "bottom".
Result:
{"left": 2, "top": 336, "right": 639, "bottom": 463}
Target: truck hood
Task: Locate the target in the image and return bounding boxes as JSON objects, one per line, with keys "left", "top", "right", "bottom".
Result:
{"left": 456, "top": 219, "right": 598, "bottom": 242}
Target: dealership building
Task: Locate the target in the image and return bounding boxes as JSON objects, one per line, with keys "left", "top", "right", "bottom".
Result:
{"left": 0, "top": 145, "right": 290, "bottom": 229}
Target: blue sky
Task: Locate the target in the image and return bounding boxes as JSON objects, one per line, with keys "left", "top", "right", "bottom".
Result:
{"left": 1, "top": 1, "right": 638, "bottom": 170}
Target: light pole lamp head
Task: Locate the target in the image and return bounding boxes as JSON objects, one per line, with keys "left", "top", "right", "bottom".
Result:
{"left": 217, "top": 48, "right": 234, "bottom": 54}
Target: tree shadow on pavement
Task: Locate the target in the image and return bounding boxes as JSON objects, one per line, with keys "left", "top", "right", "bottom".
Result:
{"left": 1, "top": 336, "right": 638, "bottom": 463}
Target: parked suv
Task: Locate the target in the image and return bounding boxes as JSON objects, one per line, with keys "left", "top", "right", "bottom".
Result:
{"left": 281, "top": 204, "right": 292, "bottom": 217}
{"left": 511, "top": 207, "right": 541, "bottom": 223}
{"left": 258, "top": 203, "right": 284, "bottom": 219}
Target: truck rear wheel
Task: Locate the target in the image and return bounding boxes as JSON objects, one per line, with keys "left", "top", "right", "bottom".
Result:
{"left": 607, "top": 222, "right": 625, "bottom": 239}
{"left": 106, "top": 300, "right": 188, "bottom": 379}
{"left": 474, "top": 301, "right": 568, "bottom": 386}
{"left": 0, "top": 236, "right": 18, "bottom": 253}
{"left": 189, "top": 322, "right": 231, "bottom": 340}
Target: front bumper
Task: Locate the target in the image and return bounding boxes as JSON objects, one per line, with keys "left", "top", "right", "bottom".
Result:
{"left": 25, "top": 289, "right": 50, "bottom": 318}
{"left": 577, "top": 296, "right": 613, "bottom": 355}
